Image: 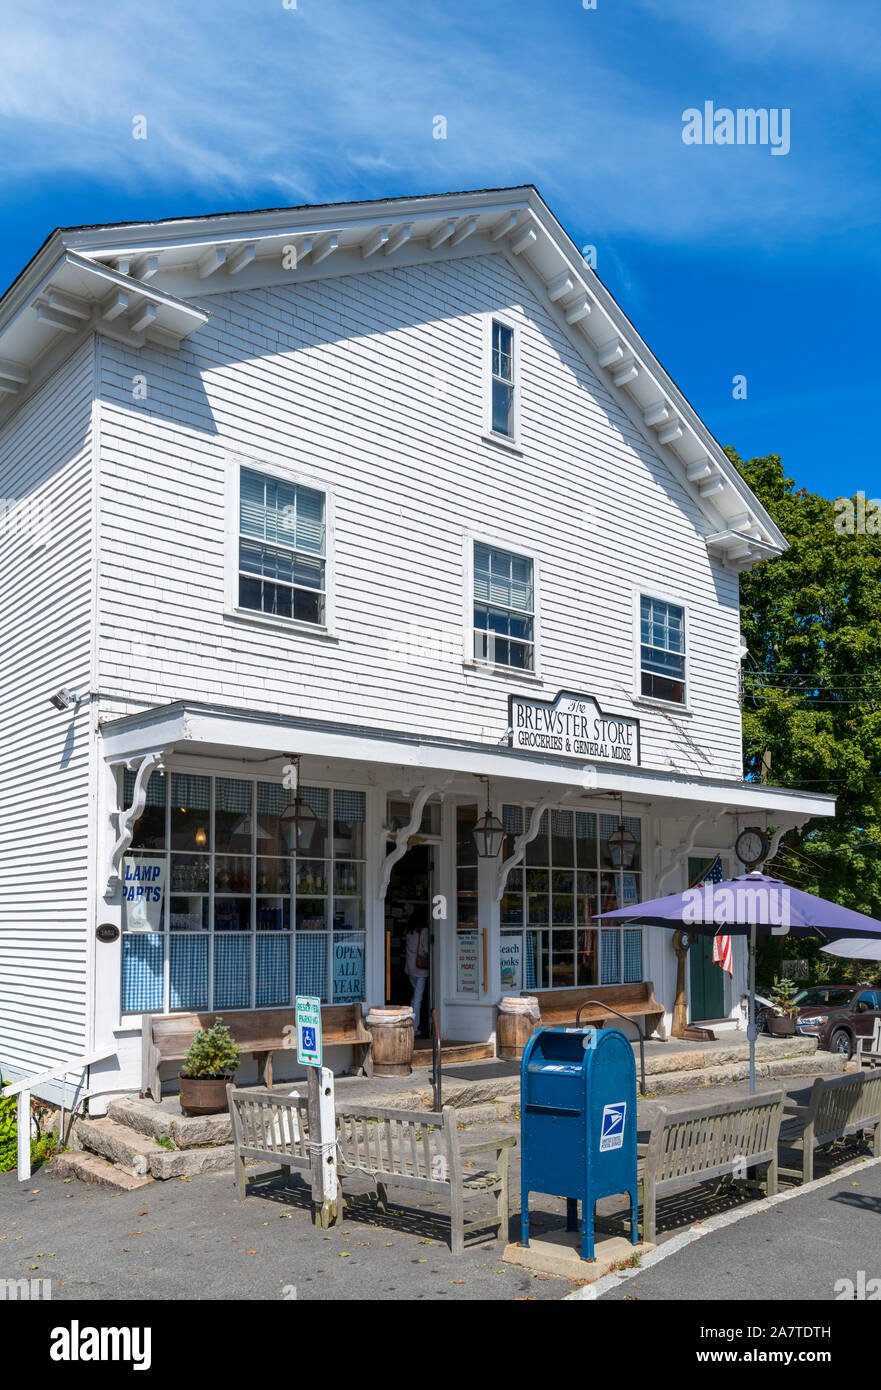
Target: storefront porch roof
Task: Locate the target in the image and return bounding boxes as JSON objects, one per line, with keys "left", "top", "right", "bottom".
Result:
{"left": 99, "top": 699, "right": 834, "bottom": 826}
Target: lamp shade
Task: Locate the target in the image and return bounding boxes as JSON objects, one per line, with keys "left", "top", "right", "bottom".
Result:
{"left": 473, "top": 809, "right": 505, "bottom": 858}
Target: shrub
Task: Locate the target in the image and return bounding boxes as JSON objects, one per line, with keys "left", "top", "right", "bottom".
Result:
{"left": 768, "top": 976, "right": 801, "bottom": 1018}
{"left": 180, "top": 1019, "right": 242, "bottom": 1079}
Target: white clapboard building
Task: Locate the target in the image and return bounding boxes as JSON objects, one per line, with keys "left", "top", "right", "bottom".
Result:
{"left": 0, "top": 187, "right": 832, "bottom": 1106}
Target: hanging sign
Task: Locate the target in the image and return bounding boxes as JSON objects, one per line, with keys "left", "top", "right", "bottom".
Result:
{"left": 332, "top": 938, "right": 365, "bottom": 1002}
{"left": 122, "top": 856, "right": 167, "bottom": 932}
{"left": 509, "top": 689, "right": 640, "bottom": 766}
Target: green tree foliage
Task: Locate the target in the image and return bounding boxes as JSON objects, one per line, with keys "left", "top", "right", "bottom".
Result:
{"left": 731, "top": 451, "right": 881, "bottom": 928}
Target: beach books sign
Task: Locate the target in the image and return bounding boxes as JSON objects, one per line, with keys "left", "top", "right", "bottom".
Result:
{"left": 509, "top": 690, "right": 640, "bottom": 766}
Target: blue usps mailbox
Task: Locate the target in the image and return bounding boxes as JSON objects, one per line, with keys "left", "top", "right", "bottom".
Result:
{"left": 520, "top": 1026, "right": 638, "bottom": 1261}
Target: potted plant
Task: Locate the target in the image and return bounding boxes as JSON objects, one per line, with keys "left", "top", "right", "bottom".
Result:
{"left": 178, "top": 1018, "right": 242, "bottom": 1116}
{"left": 766, "top": 976, "right": 801, "bottom": 1036}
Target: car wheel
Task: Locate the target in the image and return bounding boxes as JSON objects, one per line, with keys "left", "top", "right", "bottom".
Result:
{"left": 830, "top": 1028, "right": 853, "bottom": 1059}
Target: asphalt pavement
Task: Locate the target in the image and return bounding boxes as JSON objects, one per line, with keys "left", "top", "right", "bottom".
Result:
{"left": 600, "top": 1154, "right": 881, "bottom": 1301}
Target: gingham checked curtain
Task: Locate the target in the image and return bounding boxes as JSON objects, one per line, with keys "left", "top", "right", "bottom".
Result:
{"left": 216, "top": 778, "right": 253, "bottom": 812}
{"left": 257, "top": 935, "right": 290, "bottom": 1007}
{"left": 296, "top": 932, "right": 328, "bottom": 998}
{"left": 170, "top": 935, "right": 208, "bottom": 1010}
{"left": 122, "top": 934, "right": 164, "bottom": 1013}
{"left": 214, "top": 935, "right": 250, "bottom": 1009}
{"left": 171, "top": 774, "right": 210, "bottom": 810}
{"left": 123, "top": 769, "right": 166, "bottom": 808}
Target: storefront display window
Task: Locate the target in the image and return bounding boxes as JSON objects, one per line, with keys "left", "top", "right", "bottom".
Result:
{"left": 121, "top": 771, "right": 366, "bottom": 1014}
{"left": 500, "top": 806, "right": 643, "bottom": 990}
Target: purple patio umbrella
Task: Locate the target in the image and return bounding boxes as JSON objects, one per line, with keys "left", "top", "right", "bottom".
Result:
{"left": 597, "top": 871, "right": 881, "bottom": 1093}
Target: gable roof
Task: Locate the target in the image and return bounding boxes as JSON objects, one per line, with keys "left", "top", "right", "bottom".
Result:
{"left": 0, "top": 185, "right": 785, "bottom": 567}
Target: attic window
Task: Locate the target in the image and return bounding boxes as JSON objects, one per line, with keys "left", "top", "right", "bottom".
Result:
{"left": 490, "top": 319, "right": 515, "bottom": 437}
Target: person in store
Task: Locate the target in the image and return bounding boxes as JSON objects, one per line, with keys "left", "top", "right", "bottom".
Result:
{"left": 405, "top": 909, "right": 430, "bottom": 1037}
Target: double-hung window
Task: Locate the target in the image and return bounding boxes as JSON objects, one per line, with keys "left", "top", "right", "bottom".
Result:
{"left": 640, "top": 595, "right": 685, "bottom": 704}
{"left": 490, "top": 319, "right": 515, "bottom": 437}
{"left": 238, "top": 467, "right": 326, "bottom": 625}
{"left": 473, "top": 542, "right": 534, "bottom": 671}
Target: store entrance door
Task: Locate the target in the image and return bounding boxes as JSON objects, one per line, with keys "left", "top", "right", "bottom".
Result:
{"left": 385, "top": 845, "right": 433, "bottom": 1037}
{"left": 688, "top": 856, "right": 726, "bottom": 1021}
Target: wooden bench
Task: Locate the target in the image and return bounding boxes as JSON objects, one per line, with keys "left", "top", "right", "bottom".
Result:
{"left": 523, "top": 982, "right": 665, "bottom": 1040}
{"left": 638, "top": 1090, "right": 785, "bottom": 1243}
{"left": 141, "top": 1005, "right": 372, "bottom": 1103}
{"left": 857, "top": 1018, "right": 881, "bottom": 1067}
{"left": 779, "top": 1071, "right": 881, "bottom": 1184}
{"left": 227, "top": 1087, "right": 515, "bottom": 1255}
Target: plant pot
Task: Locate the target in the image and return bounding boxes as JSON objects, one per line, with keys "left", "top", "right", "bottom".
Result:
{"left": 766, "top": 1015, "right": 797, "bottom": 1037}
{"left": 178, "top": 1074, "right": 235, "bottom": 1116}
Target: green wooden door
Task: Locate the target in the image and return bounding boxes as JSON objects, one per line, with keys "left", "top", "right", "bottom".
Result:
{"left": 688, "top": 857, "right": 726, "bottom": 1021}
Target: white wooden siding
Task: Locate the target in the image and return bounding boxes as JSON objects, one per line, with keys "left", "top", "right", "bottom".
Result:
{"left": 0, "top": 339, "right": 95, "bottom": 1092}
{"left": 95, "top": 252, "right": 743, "bottom": 777}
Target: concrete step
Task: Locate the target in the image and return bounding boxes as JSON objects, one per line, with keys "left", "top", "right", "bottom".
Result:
{"left": 107, "top": 1097, "right": 233, "bottom": 1149}
{"left": 645, "top": 1050, "right": 852, "bottom": 1096}
{"left": 52, "top": 1150, "right": 153, "bottom": 1192}
{"left": 75, "top": 1117, "right": 167, "bottom": 1179}
{"left": 413, "top": 1042, "right": 495, "bottom": 1067}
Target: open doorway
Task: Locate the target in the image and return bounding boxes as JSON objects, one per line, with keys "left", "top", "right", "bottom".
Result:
{"left": 385, "top": 845, "right": 433, "bottom": 1037}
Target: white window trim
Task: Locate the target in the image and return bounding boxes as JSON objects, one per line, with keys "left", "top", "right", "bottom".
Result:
{"left": 631, "top": 585, "right": 691, "bottom": 714}
{"left": 482, "top": 312, "right": 521, "bottom": 448}
{"left": 224, "top": 449, "right": 336, "bottom": 637}
{"left": 462, "top": 528, "right": 542, "bottom": 680}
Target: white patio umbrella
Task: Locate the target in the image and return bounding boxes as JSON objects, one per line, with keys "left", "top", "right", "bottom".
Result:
{"left": 821, "top": 938, "right": 881, "bottom": 962}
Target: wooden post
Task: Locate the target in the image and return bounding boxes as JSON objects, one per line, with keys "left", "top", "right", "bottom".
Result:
{"left": 672, "top": 931, "right": 691, "bottom": 1039}
{"left": 307, "top": 1065, "right": 339, "bottom": 1229}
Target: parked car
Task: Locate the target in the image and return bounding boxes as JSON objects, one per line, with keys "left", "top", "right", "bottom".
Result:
{"left": 757, "top": 986, "right": 881, "bottom": 1058}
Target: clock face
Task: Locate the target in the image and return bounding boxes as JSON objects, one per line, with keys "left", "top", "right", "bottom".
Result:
{"left": 736, "top": 828, "right": 767, "bottom": 867}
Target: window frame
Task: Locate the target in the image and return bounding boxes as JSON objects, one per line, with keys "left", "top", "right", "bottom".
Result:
{"left": 633, "top": 587, "right": 690, "bottom": 711}
{"left": 225, "top": 452, "right": 336, "bottom": 637}
{"left": 497, "top": 802, "right": 645, "bottom": 993}
{"left": 482, "top": 313, "right": 521, "bottom": 448}
{"left": 463, "top": 530, "right": 542, "bottom": 678}
{"left": 118, "top": 766, "right": 369, "bottom": 1020}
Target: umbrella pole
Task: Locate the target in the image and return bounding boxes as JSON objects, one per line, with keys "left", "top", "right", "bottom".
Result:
{"left": 748, "top": 920, "right": 757, "bottom": 1096}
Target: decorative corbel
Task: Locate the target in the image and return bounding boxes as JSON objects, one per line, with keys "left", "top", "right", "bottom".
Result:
{"left": 656, "top": 805, "right": 732, "bottom": 896}
{"left": 494, "top": 792, "right": 557, "bottom": 903}
{"left": 105, "top": 750, "right": 166, "bottom": 899}
{"left": 763, "top": 818, "right": 809, "bottom": 872}
{"left": 377, "top": 778, "right": 451, "bottom": 900}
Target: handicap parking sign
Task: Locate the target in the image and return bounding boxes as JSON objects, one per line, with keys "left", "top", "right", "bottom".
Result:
{"left": 295, "top": 996, "right": 322, "bottom": 1067}
{"left": 599, "top": 1101, "right": 627, "bottom": 1152}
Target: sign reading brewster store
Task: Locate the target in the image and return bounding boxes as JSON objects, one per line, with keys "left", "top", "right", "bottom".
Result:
{"left": 509, "top": 690, "right": 641, "bottom": 766}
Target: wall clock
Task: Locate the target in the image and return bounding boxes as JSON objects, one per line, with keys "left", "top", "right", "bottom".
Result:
{"left": 735, "top": 827, "right": 769, "bottom": 868}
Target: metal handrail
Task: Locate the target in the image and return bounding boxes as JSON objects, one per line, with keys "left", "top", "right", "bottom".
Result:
{"left": 431, "top": 1008, "right": 442, "bottom": 1112}
{"left": 2, "top": 1044, "right": 117, "bottom": 1182}
{"left": 574, "top": 1001, "right": 646, "bottom": 1096}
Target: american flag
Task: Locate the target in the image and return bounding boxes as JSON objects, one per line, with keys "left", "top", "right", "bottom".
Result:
{"left": 705, "top": 856, "right": 733, "bottom": 975}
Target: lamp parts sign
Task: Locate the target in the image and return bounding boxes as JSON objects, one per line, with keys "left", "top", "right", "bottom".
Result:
{"left": 509, "top": 690, "right": 640, "bottom": 766}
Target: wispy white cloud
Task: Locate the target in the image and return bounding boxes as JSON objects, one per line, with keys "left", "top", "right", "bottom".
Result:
{"left": 0, "top": 0, "right": 877, "bottom": 251}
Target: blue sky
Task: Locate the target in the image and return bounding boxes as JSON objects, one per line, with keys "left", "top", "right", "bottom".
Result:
{"left": 1, "top": 0, "right": 878, "bottom": 499}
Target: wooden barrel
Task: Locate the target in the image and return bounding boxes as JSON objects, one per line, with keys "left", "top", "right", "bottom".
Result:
{"left": 497, "top": 996, "right": 540, "bottom": 1060}
{"left": 365, "top": 1007, "right": 415, "bottom": 1076}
